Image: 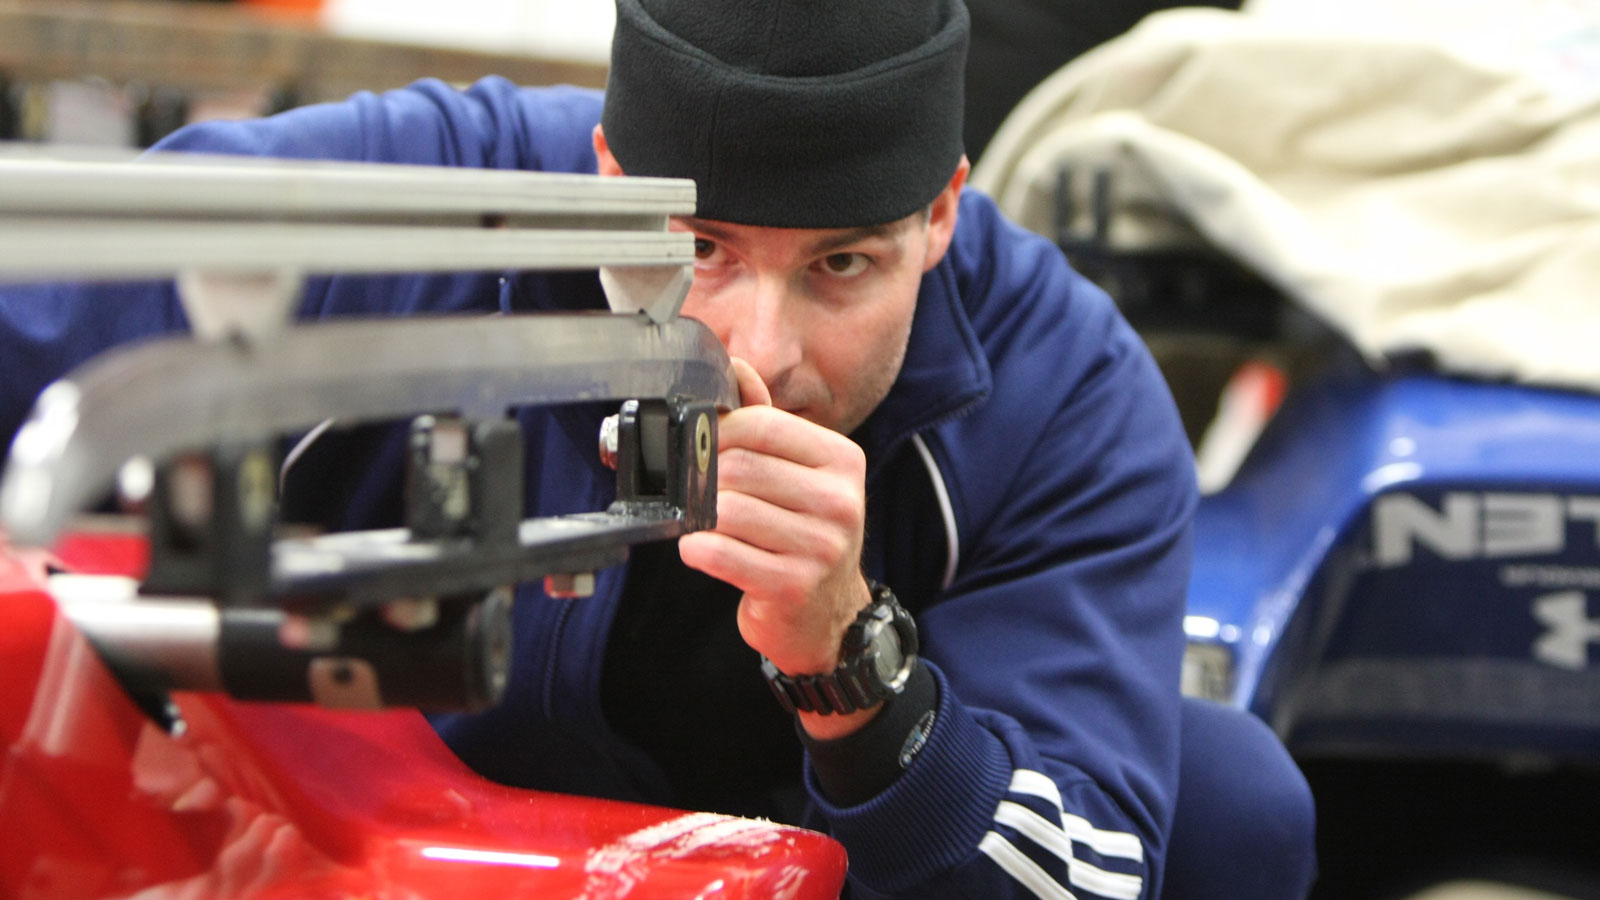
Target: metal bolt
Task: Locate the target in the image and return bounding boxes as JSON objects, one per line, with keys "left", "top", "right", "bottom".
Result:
{"left": 237, "top": 449, "right": 276, "bottom": 532}
{"left": 168, "top": 455, "right": 214, "bottom": 530}
{"left": 278, "top": 612, "right": 341, "bottom": 652}
{"left": 381, "top": 597, "right": 439, "bottom": 632}
{"left": 545, "top": 571, "right": 596, "bottom": 599}
{"left": 117, "top": 455, "right": 156, "bottom": 508}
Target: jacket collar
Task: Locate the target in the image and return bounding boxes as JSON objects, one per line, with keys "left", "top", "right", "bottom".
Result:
{"left": 853, "top": 251, "right": 991, "bottom": 474}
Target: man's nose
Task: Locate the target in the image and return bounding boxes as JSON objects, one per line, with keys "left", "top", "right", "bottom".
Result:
{"left": 721, "top": 276, "right": 802, "bottom": 388}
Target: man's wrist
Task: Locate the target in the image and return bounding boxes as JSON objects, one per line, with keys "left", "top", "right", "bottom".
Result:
{"left": 760, "top": 580, "right": 919, "bottom": 716}
{"left": 801, "top": 658, "right": 938, "bottom": 805}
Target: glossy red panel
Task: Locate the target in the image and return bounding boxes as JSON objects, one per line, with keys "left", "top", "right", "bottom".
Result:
{"left": 0, "top": 533, "right": 846, "bottom": 899}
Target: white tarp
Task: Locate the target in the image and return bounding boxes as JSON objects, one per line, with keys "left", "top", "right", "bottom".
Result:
{"left": 971, "top": 5, "right": 1600, "bottom": 391}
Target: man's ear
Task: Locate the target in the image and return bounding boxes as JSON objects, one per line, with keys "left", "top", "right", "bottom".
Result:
{"left": 921, "top": 155, "right": 969, "bottom": 272}
{"left": 593, "top": 125, "right": 624, "bottom": 176}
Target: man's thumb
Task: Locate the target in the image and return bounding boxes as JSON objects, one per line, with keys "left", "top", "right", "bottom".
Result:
{"left": 728, "top": 357, "right": 773, "bottom": 408}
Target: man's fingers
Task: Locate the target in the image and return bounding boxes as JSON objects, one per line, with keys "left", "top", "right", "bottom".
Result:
{"left": 678, "top": 529, "right": 790, "bottom": 596}
{"left": 718, "top": 405, "right": 863, "bottom": 472}
{"left": 678, "top": 525, "right": 864, "bottom": 677}
{"left": 720, "top": 358, "right": 862, "bottom": 473}
{"left": 707, "top": 488, "right": 855, "bottom": 559}
{"left": 717, "top": 447, "right": 860, "bottom": 519}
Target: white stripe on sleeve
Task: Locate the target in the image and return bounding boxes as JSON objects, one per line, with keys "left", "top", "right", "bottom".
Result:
{"left": 994, "top": 801, "right": 1144, "bottom": 900}
{"left": 979, "top": 832, "right": 1080, "bottom": 900}
{"left": 1007, "top": 770, "right": 1144, "bottom": 862}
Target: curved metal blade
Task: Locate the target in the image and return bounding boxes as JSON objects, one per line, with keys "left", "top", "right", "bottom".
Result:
{"left": 1, "top": 312, "right": 737, "bottom": 546}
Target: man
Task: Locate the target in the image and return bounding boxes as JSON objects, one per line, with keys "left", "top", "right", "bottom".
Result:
{"left": 0, "top": 1, "right": 1314, "bottom": 897}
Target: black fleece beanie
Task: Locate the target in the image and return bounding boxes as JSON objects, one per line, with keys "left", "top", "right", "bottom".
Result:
{"left": 601, "top": 0, "right": 970, "bottom": 228}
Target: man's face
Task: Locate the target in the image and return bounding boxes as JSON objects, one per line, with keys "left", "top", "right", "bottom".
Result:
{"left": 593, "top": 126, "right": 968, "bottom": 433}
{"left": 672, "top": 213, "right": 932, "bottom": 434}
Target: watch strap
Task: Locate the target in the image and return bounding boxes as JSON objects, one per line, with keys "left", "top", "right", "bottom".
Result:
{"left": 762, "top": 580, "right": 917, "bottom": 715}
{"left": 761, "top": 655, "right": 881, "bottom": 715}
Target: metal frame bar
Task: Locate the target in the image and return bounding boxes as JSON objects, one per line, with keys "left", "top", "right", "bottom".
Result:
{"left": 0, "top": 221, "right": 690, "bottom": 280}
{"left": 0, "top": 153, "right": 698, "bottom": 284}
{"left": 0, "top": 153, "right": 695, "bottom": 219}
{"left": 2, "top": 313, "right": 737, "bottom": 545}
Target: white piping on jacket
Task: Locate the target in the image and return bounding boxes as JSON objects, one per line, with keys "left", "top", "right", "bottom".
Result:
{"left": 910, "top": 432, "right": 959, "bottom": 591}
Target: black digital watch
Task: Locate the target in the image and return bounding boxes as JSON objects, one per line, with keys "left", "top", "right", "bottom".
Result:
{"left": 761, "top": 580, "right": 919, "bottom": 716}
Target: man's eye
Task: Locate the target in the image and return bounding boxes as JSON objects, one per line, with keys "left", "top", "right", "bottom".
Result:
{"left": 820, "top": 253, "right": 869, "bottom": 277}
{"left": 694, "top": 238, "right": 717, "bottom": 260}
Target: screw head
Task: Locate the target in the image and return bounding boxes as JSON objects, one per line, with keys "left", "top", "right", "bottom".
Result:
{"left": 695, "top": 413, "right": 711, "bottom": 474}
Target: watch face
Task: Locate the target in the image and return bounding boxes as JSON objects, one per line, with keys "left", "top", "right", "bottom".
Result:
{"left": 871, "top": 621, "right": 905, "bottom": 684}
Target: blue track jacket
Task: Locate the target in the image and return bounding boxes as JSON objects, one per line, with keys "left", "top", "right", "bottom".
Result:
{"left": 0, "top": 78, "right": 1196, "bottom": 899}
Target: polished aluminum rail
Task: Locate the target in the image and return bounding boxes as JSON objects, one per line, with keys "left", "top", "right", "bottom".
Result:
{"left": 0, "top": 153, "right": 693, "bottom": 219}
{"left": 0, "top": 150, "right": 697, "bottom": 320}
{"left": 0, "top": 152, "right": 727, "bottom": 546}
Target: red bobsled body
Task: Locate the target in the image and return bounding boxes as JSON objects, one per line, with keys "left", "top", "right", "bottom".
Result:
{"left": 0, "top": 529, "right": 847, "bottom": 900}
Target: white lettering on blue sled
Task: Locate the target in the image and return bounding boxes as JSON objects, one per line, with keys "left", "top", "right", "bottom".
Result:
{"left": 1533, "top": 591, "right": 1600, "bottom": 670}
{"left": 1373, "top": 492, "right": 1600, "bottom": 568}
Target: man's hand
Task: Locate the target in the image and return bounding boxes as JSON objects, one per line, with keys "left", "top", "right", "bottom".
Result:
{"left": 678, "top": 358, "right": 877, "bottom": 738}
